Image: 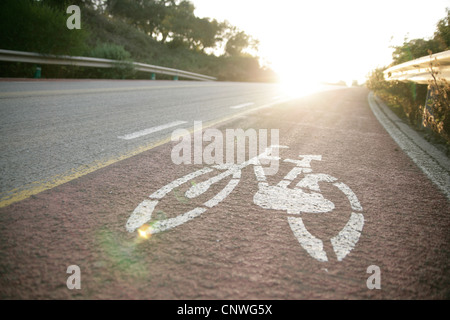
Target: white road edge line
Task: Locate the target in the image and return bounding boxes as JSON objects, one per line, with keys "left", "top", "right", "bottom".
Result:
{"left": 368, "top": 92, "right": 450, "bottom": 200}
{"left": 230, "top": 102, "right": 255, "bottom": 109}
{"left": 118, "top": 120, "right": 187, "bottom": 140}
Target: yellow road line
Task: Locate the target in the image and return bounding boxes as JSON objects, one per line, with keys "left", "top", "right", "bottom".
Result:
{"left": 0, "top": 137, "right": 171, "bottom": 208}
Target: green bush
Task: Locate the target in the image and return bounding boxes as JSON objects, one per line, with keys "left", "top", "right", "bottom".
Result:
{"left": 367, "top": 66, "right": 449, "bottom": 146}
{"left": 85, "top": 43, "right": 135, "bottom": 79}
{"left": 366, "top": 67, "right": 428, "bottom": 124}
{"left": 0, "top": 0, "right": 88, "bottom": 55}
{"left": 422, "top": 66, "right": 450, "bottom": 142}
{"left": 88, "top": 43, "right": 131, "bottom": 61}
{"left": 367, "top": 8, "right": 450, "bottom": 145}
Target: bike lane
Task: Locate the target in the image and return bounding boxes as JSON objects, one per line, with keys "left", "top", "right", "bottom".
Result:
{"left": 0, "top": 87, "right": 448, "bottom": 299}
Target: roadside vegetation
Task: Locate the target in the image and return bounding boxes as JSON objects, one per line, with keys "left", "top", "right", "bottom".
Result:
{"left": 0, "top": 0, "right": 277, "bottom": 82}
{"left": 366, "top": 9, "right": 450, "bottom": 150}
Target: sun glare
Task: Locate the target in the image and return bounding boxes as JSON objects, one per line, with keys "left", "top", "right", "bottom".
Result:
{"left": 138, "top": 224, "right": 152, "bottom": 239}
{"left": 277, "top": 69, "right": 323, "bottom": 99}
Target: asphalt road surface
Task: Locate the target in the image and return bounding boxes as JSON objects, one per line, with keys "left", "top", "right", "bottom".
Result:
{"left": 0, "top": 80, "right": 448, "bottom": 299}
{"left": 0, "top": 80, "right": 287, "bottom": 206}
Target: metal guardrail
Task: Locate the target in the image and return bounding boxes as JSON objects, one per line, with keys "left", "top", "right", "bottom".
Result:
{"left": 384, "top": 50, "right": 450, "bottom": 84}
{"left": 0, "top": 49, "right": 217, "bottom": 81}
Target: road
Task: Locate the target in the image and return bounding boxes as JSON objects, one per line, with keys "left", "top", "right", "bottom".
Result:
{"left": 0, "top": 80, "right": 449, "bottom": 300}
{"left": 0, "top": 80, "right": 290, "bottom": 207}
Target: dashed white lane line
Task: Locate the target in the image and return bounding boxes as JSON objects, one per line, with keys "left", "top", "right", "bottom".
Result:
{"left": 230, "top": 102, "right": 255, "bottom": 109}
{"left": 118, "top": 121, "right": 187, "bottom": 140}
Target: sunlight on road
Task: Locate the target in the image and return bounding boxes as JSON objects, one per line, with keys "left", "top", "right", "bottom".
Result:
{"left": 279, "top": 73, "right": 324, "bottom": 99}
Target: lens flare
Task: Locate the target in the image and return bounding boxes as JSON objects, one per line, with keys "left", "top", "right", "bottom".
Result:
{"left": 137, "top": 224, "right": 152, "bottom": 239}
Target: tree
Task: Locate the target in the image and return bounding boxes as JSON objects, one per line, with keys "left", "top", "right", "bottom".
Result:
{"left": 165, "top": 0, "right": 196, "bottom": 43}
{"left": 190, "top": 18, "right": 223, "bottom": 51}
{"left": 224, "top": 27, "right": 258, "bottom": 56}
{"left": 392, "top": 38, "right": 443, "bottom": 65}
{"left": 106, "top": 0, "right": 171, "bottom": 37}
{"left": 392, "top": 8, "right": 449, "bottom": 66}
{"left": 104, "top": 0, "right": 257, "bottom": 56}
{"left": 434, "top": 8, "right": 450, "bottom": 50}
{"left": 39, "top": 0, "right": 93, "bottom": 10}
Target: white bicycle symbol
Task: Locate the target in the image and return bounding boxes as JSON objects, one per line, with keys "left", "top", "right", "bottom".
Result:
{"left": 126, "top": 145, "right": 364, "bottom": 262}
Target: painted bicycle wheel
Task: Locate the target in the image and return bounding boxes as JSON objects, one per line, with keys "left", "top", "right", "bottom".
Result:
{"left": 253, "top": 161, "right": 364, "bottom": 262}
{"left": 125, "top": 165, "right": 242, "bottom": 237}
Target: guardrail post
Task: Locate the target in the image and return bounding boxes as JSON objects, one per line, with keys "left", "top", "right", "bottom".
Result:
{"left": 420, "top": 86, "right": 434, "bottom": 132}
{"left": 33, "top": 65, "right": 41, "bottom": 79}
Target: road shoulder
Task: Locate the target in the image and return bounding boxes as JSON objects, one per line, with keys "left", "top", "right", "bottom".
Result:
{"left": 368, "top": 91, "right": 450, "bottom": 200}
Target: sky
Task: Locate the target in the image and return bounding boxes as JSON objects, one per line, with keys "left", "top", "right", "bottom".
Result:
{"left": 191, "top": 0, "right": 449, "bottom": 85}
